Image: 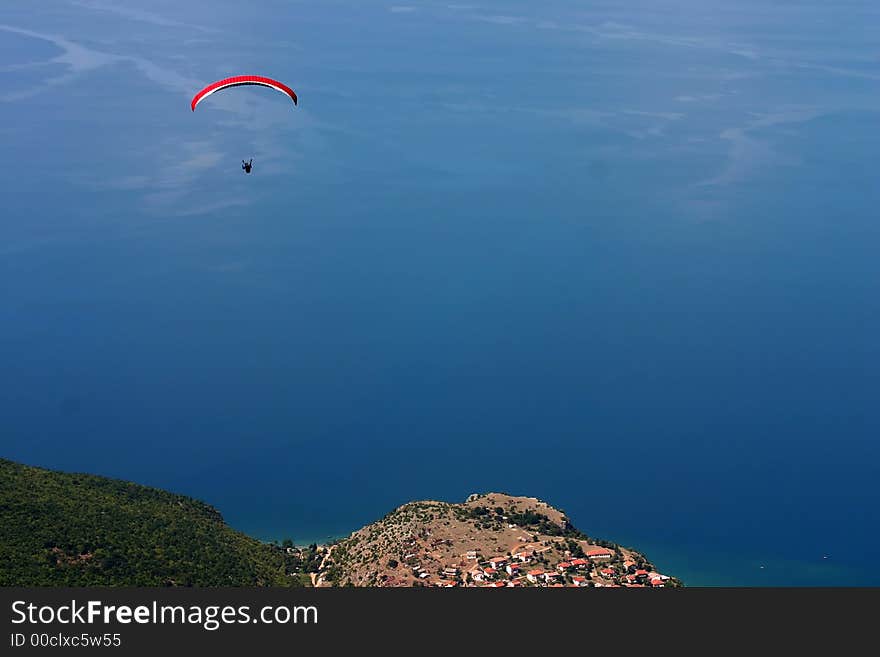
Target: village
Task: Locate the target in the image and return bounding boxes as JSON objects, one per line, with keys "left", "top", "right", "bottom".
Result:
{"left": 411, "top": 541, "right": 674, "bottom": 588}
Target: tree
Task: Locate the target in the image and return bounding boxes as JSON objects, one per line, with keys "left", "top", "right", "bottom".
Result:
{"left": 281, "top": 538, "right": 294, "bottom": 549}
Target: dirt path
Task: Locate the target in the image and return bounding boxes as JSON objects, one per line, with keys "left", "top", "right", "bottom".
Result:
{"left": 310, "top": 545, "right": 335, "bottom": 587}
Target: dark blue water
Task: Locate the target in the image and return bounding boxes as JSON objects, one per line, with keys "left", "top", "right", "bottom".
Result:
{"left": 2, "top": 1, "right": 879, "bottom": 585}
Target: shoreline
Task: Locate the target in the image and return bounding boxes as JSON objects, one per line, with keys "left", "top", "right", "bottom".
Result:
{"left": 254, "top": 529, "right": 865, "bottom": 587}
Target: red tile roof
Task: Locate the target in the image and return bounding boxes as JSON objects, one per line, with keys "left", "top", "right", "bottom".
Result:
{"left": 587, "top": 548, "right": 613, "bottom": 556}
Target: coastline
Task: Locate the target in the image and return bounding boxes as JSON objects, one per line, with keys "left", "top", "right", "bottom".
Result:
{"left": 253, "top": 532, "right": 345, "bottom": 549}
{"left": 254, "top": 527, "right": 869, "bottom": 587}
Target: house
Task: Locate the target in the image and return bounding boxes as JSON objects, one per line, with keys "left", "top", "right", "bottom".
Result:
{"left": 650, "top": 578, "right": 665, "bottom": 587}
{"left": 572, "top": 576, "right": 589, "bottom": 587}
{"left": 600, "top": 568, "right": 615, "bottom": 578}
{"left": 543, "top": 572, "right": 560, "bottom": 583}
{"left": 557, "top": 562, "right": 572, "bottom": 573}
{"left": 483, "top": 567, "right": 497, "bottom": 578}
{"left": 443, "top": 567, "right": 460, "bottom": 578}
{"left": 506, "top": 564, "right": 521, "bottom": 576}
{"left": 587, "top": 548, "right": 614, "bottom": 560}
{"left": 466, "top": 550, "right": 479, "bottom": 560}
{"left": 526, "top": 569, "right": 545, "bottom": 584}
{"left": 570, "top": 558, "right": 589, "bottom": 569}
{"left": 489, "top": 557, "right": 508, "bottom": 569}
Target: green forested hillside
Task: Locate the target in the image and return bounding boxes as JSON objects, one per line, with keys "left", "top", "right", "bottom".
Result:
{"left": 0, "top": 459, "right": 297, "bottom": 586}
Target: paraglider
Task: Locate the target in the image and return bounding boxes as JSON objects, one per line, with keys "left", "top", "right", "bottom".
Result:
{"left": 191, "top": 75, "right": 297, "bottom": 173}
{"left": 190, "top": 75, "right": 298, "bottom": 112}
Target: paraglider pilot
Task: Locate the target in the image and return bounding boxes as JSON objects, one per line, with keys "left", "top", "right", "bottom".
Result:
{"left": 242, "top": 158, "right": 253, "bottom": 173}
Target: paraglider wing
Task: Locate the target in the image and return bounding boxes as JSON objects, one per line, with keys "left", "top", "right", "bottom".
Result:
{"left": 191, "top": 75, "right": 298, "bottom": 111}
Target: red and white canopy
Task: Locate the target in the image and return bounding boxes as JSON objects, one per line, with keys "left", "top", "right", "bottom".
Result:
{"left": 191, "top": 75, "right": 298, "bottom": 111}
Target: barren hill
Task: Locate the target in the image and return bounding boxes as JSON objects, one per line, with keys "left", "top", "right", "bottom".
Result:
{"left": 319, "top": 492, "right": 682, "bottom": 588}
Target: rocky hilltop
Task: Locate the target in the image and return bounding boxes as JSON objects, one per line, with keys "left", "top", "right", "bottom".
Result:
{"left": 318, "top": 492, "right": 682, "bottom": 588}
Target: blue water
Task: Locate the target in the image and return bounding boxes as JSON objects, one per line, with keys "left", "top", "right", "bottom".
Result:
{"left": 2, "top": 1, "right": 879, "bottom": 586}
